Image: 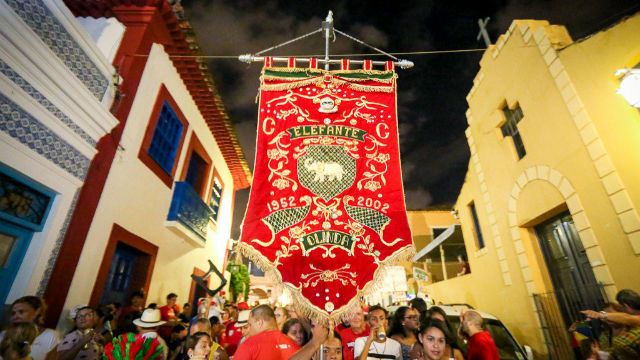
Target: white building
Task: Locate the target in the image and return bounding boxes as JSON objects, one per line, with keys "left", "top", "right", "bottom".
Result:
{"left": 0, "top": 0, "right": 118, "bottom": 315}
{"left": 1, "top": 0, "right": 251, "bottom": 328}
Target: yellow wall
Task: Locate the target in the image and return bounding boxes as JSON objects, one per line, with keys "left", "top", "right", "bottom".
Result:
{"left": 407, "top": 209, "right": 459, "bottom": 249}
{"left": 429, "top": 15, "right": 640, "bottom": 359}
{"left": 405, "top": 210, "right": 459, "bottom": 291}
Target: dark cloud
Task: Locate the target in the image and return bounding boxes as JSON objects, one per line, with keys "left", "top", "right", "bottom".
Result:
{"left": 183, "top": 0, "right": 640, "bottom": 238}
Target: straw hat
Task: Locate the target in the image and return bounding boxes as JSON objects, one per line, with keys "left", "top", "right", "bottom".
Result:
{"left": 234, "top": 310, "right": 250, "bottom": 327}
{"left": 133, "top": 309, "right": 166, "bottom": 328}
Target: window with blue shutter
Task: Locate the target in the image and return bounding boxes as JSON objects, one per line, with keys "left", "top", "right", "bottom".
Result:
{"left": 148, "top": 102, "right": 184, "bottom": 174}
{"left": 210, "top": 177, "right": 223, "bottom": 222}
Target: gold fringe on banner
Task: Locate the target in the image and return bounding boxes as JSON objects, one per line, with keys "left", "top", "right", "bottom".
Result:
{"left": 237, "top": 241, "right": 415, "bottom": 326}
{"left": 260, "top": 76, "right": 396, "bottom": 93}
{"left": 260, "top": 74, "right": 397, "bottom": 85}
{"left": 259, "top": 67, "right": 398, "bottom": 92}
{"left": 260, "top": 78, "right": 324, "bottom": 91}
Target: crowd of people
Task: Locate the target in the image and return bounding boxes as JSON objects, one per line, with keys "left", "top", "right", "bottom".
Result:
{"left": 0, "top": 288, "right": 639, "bottom": 360}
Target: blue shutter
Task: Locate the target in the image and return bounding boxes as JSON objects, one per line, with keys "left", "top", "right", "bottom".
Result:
{"left": 209, "top": 178, "right": 223, "bottom": 221}
{"left": 148, "top": 102, "right": 184, "bottom": 174}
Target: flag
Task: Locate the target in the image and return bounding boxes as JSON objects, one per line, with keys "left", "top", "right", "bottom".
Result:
{"left": 238, "top": 59, "right": 414, "bottom": 324}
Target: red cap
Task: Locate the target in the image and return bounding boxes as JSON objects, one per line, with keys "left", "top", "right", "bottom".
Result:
{"left": 238, "top": 302, "right": 249, "bottom": 310}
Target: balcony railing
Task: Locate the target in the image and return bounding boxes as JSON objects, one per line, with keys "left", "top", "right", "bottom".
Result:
{"left": 167, "top": 182, "right": 213, "bottom": 241}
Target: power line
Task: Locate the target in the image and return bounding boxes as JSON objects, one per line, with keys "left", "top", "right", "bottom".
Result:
{"left": 132, "top": 48, "right": 488, "bottom": 59}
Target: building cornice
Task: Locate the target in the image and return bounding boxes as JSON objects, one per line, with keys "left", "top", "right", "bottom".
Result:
{"left": 63, "top": 0, "right": 252, "bottom": 189}
{"left": 0, "top": 0, "right": 119, "bottom": 141}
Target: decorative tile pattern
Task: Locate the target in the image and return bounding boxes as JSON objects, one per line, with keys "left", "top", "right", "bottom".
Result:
{"left": 36, "top": 189, "right": 79, "bottom": 296}
{"left": 0, "top": 92, "right": 90, "bottom": 180}
{"left": 0, "top": 58, "right": 97, "bottom": 147}
{"left": 5, "top": 0, "right": 110, "bottom": 100}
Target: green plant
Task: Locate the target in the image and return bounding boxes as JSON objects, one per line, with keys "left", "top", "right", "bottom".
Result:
{"left": 227, "top": 262, "right": 250, "bottom": 302}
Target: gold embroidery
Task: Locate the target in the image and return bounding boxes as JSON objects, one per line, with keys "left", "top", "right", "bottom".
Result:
{"left": 267, "top": 132, "right": 297, "bottom": 191}
{"left": 357, "top": 134, "right": 389, "bottom": 192}
{"left": 301, "top": 264, "right": 357, "bottom": 288}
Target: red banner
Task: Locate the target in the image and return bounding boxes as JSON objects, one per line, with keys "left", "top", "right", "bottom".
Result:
{"left": 238, "top": 64, "right": 414, "bottom": 324}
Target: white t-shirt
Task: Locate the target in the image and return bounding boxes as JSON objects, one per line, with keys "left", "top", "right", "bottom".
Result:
{"left": 0, "top": 328, "right": 60, "bottom": 360}
{"left": 354, "top": 337, "right": 402, "bottom": 360}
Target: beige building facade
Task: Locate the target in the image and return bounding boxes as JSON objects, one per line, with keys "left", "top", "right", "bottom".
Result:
{"left": 425, "top": 14, "right": 640, "bottom": 359}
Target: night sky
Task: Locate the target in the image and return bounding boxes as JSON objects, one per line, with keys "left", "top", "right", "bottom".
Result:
{"left": 183, "top": 0, "right": 640, "bottom": 238}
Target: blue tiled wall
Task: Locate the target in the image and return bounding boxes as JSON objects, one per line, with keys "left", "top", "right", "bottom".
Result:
{"left": 5, "top": 0, "right": 110, "bottom": 101}
{"left": 0, "top": 92, "right": 91, "bottom": 180}
{"left": 0, "top": 59, "right": 97, "bottom": 147}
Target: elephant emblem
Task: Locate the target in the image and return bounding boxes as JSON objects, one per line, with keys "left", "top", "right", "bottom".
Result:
{"left": 304, "top": 158, "right": 345, "bottom": 182}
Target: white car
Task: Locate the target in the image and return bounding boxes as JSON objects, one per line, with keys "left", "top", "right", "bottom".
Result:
{"left": 426, "top": 304, "right": 534, "bottom": 360}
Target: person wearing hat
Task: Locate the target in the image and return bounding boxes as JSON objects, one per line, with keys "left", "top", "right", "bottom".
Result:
{"left": 135, "top": 309, "right": 169, "bottom": 360}
{"left": 235, "top": 311, "right": 250, "bottom": 346}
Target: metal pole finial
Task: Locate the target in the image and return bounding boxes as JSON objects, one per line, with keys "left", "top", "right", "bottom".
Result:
{"left": 322, "top": 11, "right": 334, "bottom": 70}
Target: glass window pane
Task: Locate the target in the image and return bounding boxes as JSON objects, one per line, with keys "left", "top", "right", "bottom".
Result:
{"left": 0, "top": 233, "right": 18, "bottom": 268}
{"left": 514, "top": 105, "right": 524, "bottom": 122}
{"left": 513, "top": 133, "right": 526, "bottom": 159}
{"left": 470, "top": 203, "right": 485, "bottom": 249}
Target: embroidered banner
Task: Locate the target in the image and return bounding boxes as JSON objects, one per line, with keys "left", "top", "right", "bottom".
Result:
{"left": 238, "top": 64, "right": 414, "bottom": 324}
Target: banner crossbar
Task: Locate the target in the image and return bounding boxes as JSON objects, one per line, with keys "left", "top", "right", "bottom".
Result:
{"left": 238, "top": 55, "right": 414, "bottom": 69}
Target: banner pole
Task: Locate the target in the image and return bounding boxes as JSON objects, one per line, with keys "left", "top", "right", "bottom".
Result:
{"left": 237, "top": 55, "right": 414, "bottom": 69}
{"left": 322, "top": 11, "right": 333, "bottom": 70}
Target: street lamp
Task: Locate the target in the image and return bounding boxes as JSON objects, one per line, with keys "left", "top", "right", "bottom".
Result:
{"left": 615, "top": 68, "right": 640, "bottom": 108}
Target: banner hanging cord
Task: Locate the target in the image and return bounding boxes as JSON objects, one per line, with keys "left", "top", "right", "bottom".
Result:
{"left": 254, "top": 28, "right": 323, "bottom": 56}
{"left": 333, "top": 28, "right": 398, "bottom": 61}
{"left": 134, "top": 48, "right": 487, "bottom": 59}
